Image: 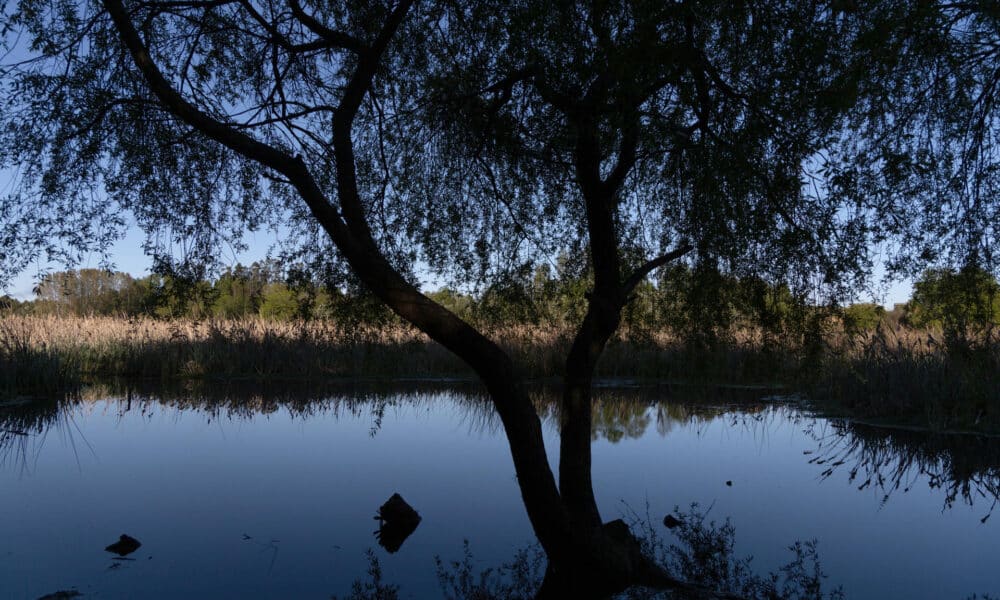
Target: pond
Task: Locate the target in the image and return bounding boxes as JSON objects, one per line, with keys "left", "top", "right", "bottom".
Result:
{"left": 2, "top": 383, "right": 998, "bottom": 599}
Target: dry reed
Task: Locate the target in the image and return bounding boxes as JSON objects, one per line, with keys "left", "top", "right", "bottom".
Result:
{"left": 2, "top": 315, "right": 997, "bottom": 431}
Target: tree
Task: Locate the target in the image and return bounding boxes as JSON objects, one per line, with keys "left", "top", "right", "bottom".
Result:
{"left": 0, "top": 295, "right": 20, "bottom": 314}
{"left": 258, "top": 282, "right": 301, "bottom": 320}
{"left": 0, "top": 1, "right": 913, "bottom": 596}
{"left": 842, "top": 303, "right": 885, "bottom": 335}
{"left": 906, "top": 266, "right": 1000, "bottom": 338}
{"left": 33, "top": 268, "right": 148, "bottom": 316}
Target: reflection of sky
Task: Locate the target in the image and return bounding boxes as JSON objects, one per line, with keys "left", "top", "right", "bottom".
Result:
{"left": 2, "top": 395, "right": 997, "bottom": 599}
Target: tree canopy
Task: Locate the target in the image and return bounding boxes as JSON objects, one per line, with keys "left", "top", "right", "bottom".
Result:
{"left": 907, "top": 265, "right": 1000, "bottom": 335}
{"left": 0, "top": 0, "right": 898, "bottom": 295}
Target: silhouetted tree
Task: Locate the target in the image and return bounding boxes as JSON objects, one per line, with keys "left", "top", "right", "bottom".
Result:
{"left": 0, "top": 1, "right": 968, "bottom": 596}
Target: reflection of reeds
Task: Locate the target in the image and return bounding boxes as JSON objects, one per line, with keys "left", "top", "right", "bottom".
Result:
{"left": 809, "top": 419, "right": 1000, "bottom": 522}
{"left": 12, "top": 383, "right": 999, "bottom": 524}
{"left": 0, "top": 395, "right": 68, "bottom": 474}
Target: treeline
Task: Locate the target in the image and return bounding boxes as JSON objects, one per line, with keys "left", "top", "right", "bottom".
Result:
{"left": 2, "top": 263, "right": 378, "bottom": 322}
{"left": 3, "top": 262, "right": 999, "bottom": 340}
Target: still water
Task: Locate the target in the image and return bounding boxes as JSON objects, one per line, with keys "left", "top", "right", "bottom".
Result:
{"left": 1, "top": 383, "right": 998, "bottom": 599}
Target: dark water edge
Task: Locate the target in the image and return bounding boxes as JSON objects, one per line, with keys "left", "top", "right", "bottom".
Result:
{"left": 2, "top": 382, "right": 998, "bottom": 599}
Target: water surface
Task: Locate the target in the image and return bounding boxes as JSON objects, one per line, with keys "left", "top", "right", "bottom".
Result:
{"left": 1, "top": 384, "right": 997, "bottom": 599}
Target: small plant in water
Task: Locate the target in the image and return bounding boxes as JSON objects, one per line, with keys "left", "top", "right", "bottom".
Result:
{"left": 330, "top": 549, "right": 399, "bottom": 600}
{"left": 339, "top": 505, "right": 845, "bottom": 600}
{"left": 434, "top": 540, "right": 546, "bottom": 600}
{"left": 623, "top": 502, "right": 844, "bottom": 599}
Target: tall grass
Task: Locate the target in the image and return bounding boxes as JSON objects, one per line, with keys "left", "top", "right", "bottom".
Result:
{"left": 0, "top": 315, "right": 791, "bottom": 384}
{"left": 0, "top": 317, "right": 77, "bottom": 397}
{"left": 1, "top": 315, "right": 998, "bottom": 431}
{"left": 812, "top": 324, "right": 1000, "bottom": 431}
{"left": 0, "top": 315, "right": 467, "bottom": 382}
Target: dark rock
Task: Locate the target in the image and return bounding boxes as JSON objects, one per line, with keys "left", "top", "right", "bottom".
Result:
{"left": 375, "top": 493, "right": 421, "bottom": 553}
{"left": 36, "top": 591, "right": 82, "bottom": 599}
{"left": 662, "top": 514, "right": 682, "bottom": 529}
{"left": 377, "top": 493, "right": 421, "bottom": 526}
{"left": 105, "top": 534, "right": 142, "bottom": 557}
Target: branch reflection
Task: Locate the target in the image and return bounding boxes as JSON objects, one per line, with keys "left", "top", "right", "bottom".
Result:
{"left": 808, "top": 418, "right": 1000, "bottom": 522}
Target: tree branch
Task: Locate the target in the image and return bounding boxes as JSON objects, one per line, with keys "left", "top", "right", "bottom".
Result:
{"left": 286, "top": 0, "right": 364, "bottom": 53}
{"left": 622, "top": 242, "right": 694, "bottom": 297}
{"left": 103, "top": 0, "right": 302, "bottom": 175}
{"left": 332, "top": 0, "right": 413, "bottom": 241}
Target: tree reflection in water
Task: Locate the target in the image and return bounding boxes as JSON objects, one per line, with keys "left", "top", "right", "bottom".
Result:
{"left": 807, "top": 418, "right": 1000, "bottom": 523}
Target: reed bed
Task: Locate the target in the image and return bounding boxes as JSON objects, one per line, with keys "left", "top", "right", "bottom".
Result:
{"left": 0, "top": 317, "right": 77, "bottom": 397}
{"left": 813, "top": 324, "right": 1000, "bottom": 430}
{"left": 0, "top": 315, "right": 789, "bottom": 384}
{"left": 1, "top": 315, "right": 997, "bottom": 431}
{"left": 0, "top": 315, "right": 468, "bottom": 382}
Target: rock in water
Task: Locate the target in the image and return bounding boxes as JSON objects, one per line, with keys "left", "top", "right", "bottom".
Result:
{"left": 105, "top": 534, "right": 142, "bottom": 557}
{"left": 377, "top": 493, "right": 421, "bottom": 526}
{"left": 375, "top": 493, "right": 421, "bottom": 553}
{"left": 36, "top": 591, "right": 82, "bottom": 599}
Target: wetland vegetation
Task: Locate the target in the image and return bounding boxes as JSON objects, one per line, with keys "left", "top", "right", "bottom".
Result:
{"left": 4, "top": 261, "right": 999, "bottom": 433}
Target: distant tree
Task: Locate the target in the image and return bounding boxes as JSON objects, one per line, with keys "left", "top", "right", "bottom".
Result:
{"left": 425, "top": 288, "right": 474, "bottom": 321}
{"left": 33, "top": 269, "right": 143, "bottom": 316}
{"left": 258, "top": 283, "right": 300, "bottom": 321}
{"left": 0, "top": 295, "right": 20, "bottom": 314}
{"left": 212, "top": 265, "right": 264, "bottom": 318}
{"left": 147, "top": 273, "right": 214, "bottom": 319}
{"left": 842, "top": 303, "right": 886, "bottom": 335}
{"left": 528, "top": 258, "right": 590, "bottom": 327}
{"left": 474, "top": 270, "right": 541, "bottom": 327}
{"left": 906, "top": 266, "right": 1000, "bottom": 337}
